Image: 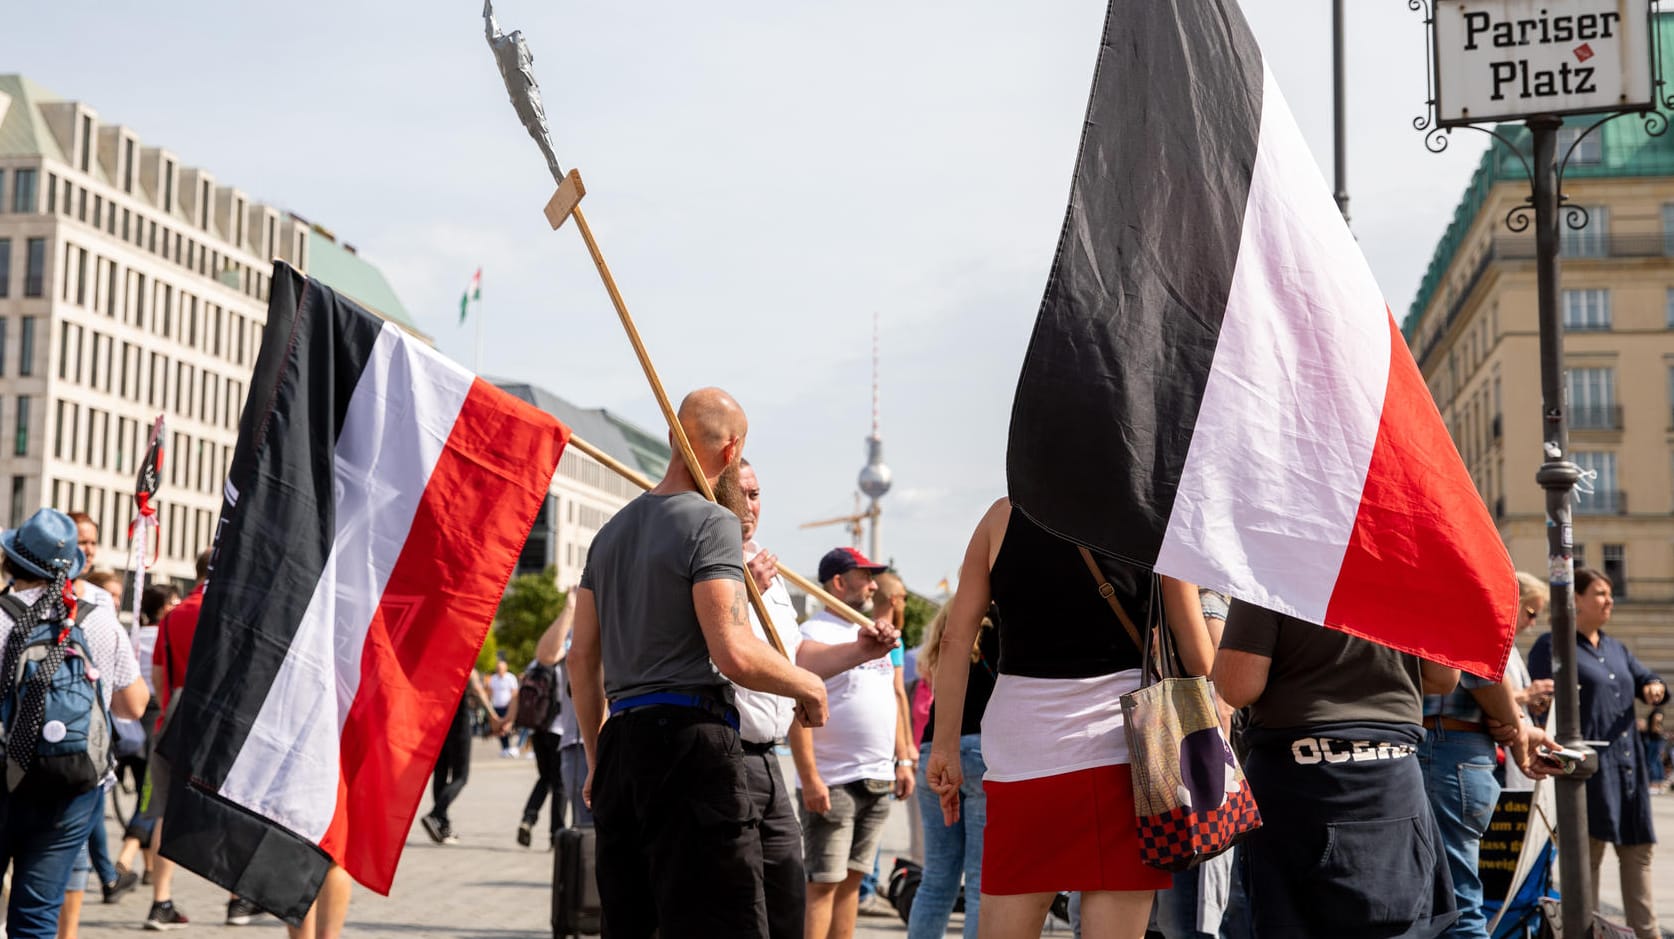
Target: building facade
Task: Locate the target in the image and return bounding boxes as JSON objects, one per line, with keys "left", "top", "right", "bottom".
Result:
{"left": 1407, "top": 117, "right": 1674, "bottom": 674}
{"left": 0, "top": 74, "right": 421, "bottom": 584}
{"left": 496, "top": 381, "right": 671, "bottom": 589}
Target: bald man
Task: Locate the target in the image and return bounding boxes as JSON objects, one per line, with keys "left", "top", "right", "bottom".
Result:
{"left": 569, "top": 387, "right": 830, "bottom": 939}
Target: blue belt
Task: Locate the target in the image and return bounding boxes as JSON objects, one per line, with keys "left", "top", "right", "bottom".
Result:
{"left": 610, "top": 691, "right": 740, "bottom": 731}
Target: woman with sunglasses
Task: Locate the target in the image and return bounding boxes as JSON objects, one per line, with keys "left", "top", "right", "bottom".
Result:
{"left": 1501, "top": 572, "right": 1555, "bottom": 791}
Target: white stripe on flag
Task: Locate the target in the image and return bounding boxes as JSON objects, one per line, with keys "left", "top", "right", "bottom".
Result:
{"left": 1155, "top": 65, "right": 1391, "bottom": 623}
{"left": 220, "top": 323, "right": 475, "bottom": 840}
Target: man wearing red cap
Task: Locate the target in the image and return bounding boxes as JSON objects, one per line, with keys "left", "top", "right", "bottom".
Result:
{"left": 798, "top": 547, "right": 914, "bottom": 939}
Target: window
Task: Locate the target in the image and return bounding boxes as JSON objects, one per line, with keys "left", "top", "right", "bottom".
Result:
{"left": 123, "top": 139, "right": 134, "bottom": 193}
{"left": 1561, "top": 206, "right": 1609, "bottom": 257}
{"left": 1567, "top": 367, "right": 1616, "bottom": 429}
{"left": 1562, "top": 289, "right": 1611, "bottom": 330}
{"left": 11, "top": 169, "right": 34, "bottom": 214}
{"left": 0, "top": 238, "right": 8, "bottom": 298}
{"left": 19, "top": 317, "right": 34, "bottom": 378}
{"left": 45, "top": 174, "right": 55, "bottom": 213}
{"left": 75, "top": 247, "right": 87, "bottom": 306}
{"left": 23, "top": 238, "right": 44, "bottom": 297}
{"left": 163, "top": 160, "right": 174, "bottom": 213}
{"left": 1558, "top": 126, "right": 1602, "bottom": 165}
{"left": 1573, "top": 451, "right": 1620, "bottom": 513}
{"left": 14, "top": 396, "right": 29, "bottom": 457}
{"left": 9, "top": 477, "right": 23, "bottom": 530}
{"left": 1603, "top": 544, "right": 1627, "bottom": 598}
{"left": 106, "top": 261, "right": 119, "bottom": 318}
{"left": 79, "top": 115, "right": 92, "bottom": 172}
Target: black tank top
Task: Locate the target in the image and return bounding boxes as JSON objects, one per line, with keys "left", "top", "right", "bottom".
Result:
{"left": 990, "top": 507, "right": 1149, "bottom": 679}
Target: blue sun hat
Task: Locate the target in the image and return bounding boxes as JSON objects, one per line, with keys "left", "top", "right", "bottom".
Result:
{"left": 0, "top": 508, "right": 86, "bottom": 582}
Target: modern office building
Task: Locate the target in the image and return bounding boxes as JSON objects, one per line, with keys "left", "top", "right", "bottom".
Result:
{"left": 496, "top": 380, "right": 670, "bottom": 589}
{"left": 1406, "top": 118, "right": 1674, "bottom": 673}
{"left": 0, "top": 73, "right": 423, "bottom": 585}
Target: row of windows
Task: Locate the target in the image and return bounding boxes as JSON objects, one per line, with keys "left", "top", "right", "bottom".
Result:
{"left": 46, "top": 478, "right": 215, "bottom": 566}
{"left": 54, "top": 321, "right": 246, "bottom": 433}
{"left": 556, "top": 448, "right": 645, "bottom": 501}
{"left": 55, "top": 238, "right": 262, "bottom": 367}
{"left": 39, "top": 172, "right": 274, "bottom": 305}
{"left": 50, "top": 400, "right": 231, "bottom": 499}
{"left": 1572, "top": 543, "right": 1629, "bottom": 598}
{"left": 0, "top": 238, "right": 50, "bottom": 300}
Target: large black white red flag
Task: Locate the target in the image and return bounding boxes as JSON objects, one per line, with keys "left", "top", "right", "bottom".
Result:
{"left": 160, "top": 263, "right": 568, "bottom": 921}
{"left": 1007, "top": 0, "right": 1516, "bottom": 676}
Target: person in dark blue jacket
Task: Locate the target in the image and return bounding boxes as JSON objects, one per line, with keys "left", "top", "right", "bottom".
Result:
{"left": 1529, "top": 566, "right": 1666, "bottom": 939}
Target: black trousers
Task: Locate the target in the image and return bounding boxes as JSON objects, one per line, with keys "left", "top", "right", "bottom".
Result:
{"left": 430, "top": 703, "right": 472, "bottom": 825}
{"left": 593, "top": 706, "right": 766, "bottom": 939}
{"left": 521, "top": 730, "right": 566, "bottom": 835}
{"left": 742, "top": 747, "right": 804, "bottom": 939}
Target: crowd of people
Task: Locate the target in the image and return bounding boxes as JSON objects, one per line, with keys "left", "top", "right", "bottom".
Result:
{"left": 558, "top": 387, "right": 1665, "bottom": 939}
{"left": 1, "top": 384, "right": 1668, "bottom": 939}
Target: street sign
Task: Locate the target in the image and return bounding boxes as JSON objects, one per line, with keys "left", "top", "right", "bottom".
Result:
{"left": 1433, "top": 0, "right": 1654, "bottom": 126}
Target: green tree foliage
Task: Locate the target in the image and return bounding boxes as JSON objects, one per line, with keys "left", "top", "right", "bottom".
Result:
{"left": 901, "top": 591, "right": 939, "bottom": 650}
{"left": 475, "top": 630, "right": 500, "bottom": 675}
{"left": 494, "top": 567, "right": 567, "bottom": 671}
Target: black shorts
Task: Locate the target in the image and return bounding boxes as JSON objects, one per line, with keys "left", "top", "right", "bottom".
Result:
{"left": 592, "top": 705, "right": 766, "bottom": 939}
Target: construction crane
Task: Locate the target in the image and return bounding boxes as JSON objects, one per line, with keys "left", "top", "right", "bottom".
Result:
{"left": 800, "top": 493, "right": 874, "bottom": 549}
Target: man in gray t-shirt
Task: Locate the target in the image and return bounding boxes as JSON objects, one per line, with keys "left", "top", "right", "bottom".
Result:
{"left": 580, "top": 491, "right": 742, "bottom": 703}
{"left": 568, "top": 387, "right": 827, "bottom": 939}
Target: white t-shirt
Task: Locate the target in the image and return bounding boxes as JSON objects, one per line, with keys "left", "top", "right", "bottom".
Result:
{"left": 733, "top": 542, "right": 804, "bottom": 744}
{"left": 489, "top": 671, "right": 519, "bottom": 709}
{"left": 801, "top": 609, "right": 897, "bottom": 786}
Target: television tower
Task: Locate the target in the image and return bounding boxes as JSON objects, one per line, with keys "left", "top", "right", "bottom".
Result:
{"left": 857, "top": 312, "right": 892, "bottom": 560}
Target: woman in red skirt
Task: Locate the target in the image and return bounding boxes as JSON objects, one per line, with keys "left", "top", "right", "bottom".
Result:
{"left": 926, "top": 498, "right": 1213, "bottom": 939}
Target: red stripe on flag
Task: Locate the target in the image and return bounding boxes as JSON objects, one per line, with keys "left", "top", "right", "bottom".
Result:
{"left": 1324, "top": 313, "right": 1517, "bottom": 678}
{"left": 317, "top": 378, "right": 567, "bottom": 892}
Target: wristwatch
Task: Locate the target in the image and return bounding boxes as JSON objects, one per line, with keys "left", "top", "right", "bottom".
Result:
{"left": 896, "top": 758, "right": 916, "bottom": 768}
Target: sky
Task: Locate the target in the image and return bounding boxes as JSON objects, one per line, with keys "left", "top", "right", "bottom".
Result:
{"left": 2, "top": 2, "right": 1495, "bottom": 595}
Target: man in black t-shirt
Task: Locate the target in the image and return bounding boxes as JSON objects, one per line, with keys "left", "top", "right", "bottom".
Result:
{"left": 568, "top": 388, "right": 829, "bottom": 939}
{"left": 1214, "top": 602, "right": 1461, "bottom": 938}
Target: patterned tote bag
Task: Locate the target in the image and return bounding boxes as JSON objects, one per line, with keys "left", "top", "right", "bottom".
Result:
{"left": 1077, "top": 549, "right": 1261, "bottom": 872}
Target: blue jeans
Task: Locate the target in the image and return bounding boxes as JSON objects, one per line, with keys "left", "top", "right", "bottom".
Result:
{"left": 908, "top": 735, "right": 986, "bottom": 939}
{"left": 86, "top": 793, "right": 116, "bottom": 886}
{"left": 1418, "top": 727, "right": 1499, "bottom": 939}
{"left": 1155, "top": 846, "right": 1253, "bottom": 939}
{"left": 0, "top": 786, "right": 103, "bottom": 939}
{"left": 560, "top": 744, "right": 593, "bottom": 826}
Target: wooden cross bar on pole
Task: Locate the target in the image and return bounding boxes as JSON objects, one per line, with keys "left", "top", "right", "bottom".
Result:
{"left": 567, "top": 433, "right": 875, "bottom": 629}
{"left": 543, "top": 171, "right": 806, "bottom": 658}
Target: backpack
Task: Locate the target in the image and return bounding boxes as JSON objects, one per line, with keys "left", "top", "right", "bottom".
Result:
{"left": 0, "top": 594, "right": 110, "bottom": 794}
{"left": 515, "top": 661, "right": 562, "bottom": 731}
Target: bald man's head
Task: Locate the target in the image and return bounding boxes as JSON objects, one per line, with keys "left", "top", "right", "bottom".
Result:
{"left": 676, "top": 387, "right": 748, "bottom": 460}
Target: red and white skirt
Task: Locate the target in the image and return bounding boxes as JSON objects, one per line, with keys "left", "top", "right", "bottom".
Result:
{"left": 980, "top": 670, "right": 1171, "bottom": 894}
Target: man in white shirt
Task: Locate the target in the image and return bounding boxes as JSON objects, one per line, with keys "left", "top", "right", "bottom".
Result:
{"left": 799, "top": 547, "right": 916, "bottom": 939}
{"left": 733, "top": 463, "right": 898, "bottom": 939}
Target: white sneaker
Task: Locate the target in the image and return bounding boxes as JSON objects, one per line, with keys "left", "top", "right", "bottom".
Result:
{"left": 500, "top": 748, "right": 515, "bottom": 758}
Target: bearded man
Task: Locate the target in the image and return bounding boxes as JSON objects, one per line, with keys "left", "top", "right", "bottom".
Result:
{"left": 568, "top": 388, "right": 829, "bottom": 939}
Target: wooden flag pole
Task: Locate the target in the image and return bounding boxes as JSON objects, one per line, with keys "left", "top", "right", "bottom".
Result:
{"left": 545, "top": 171, "right": 794, "bottom": 658}
{"left": 568, "top": 433, "right": 875, "bottom": 629}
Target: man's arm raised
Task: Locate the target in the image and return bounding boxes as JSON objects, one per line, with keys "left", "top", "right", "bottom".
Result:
{"left": 695, "top": 579, "right": 827, "bottom": 727}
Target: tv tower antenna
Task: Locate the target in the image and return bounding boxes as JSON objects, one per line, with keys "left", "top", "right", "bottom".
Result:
{"left": 857, "top": 312, "right": 892, "bottom": 560}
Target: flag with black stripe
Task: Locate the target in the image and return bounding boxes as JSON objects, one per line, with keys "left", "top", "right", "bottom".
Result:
{"left": 160, "top": 262, "right": 568, "bottom": 922}
{"left": 1007, "top": 0, "right": 1516, "bottom": 675}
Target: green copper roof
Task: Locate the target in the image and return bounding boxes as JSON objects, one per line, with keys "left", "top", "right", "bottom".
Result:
{"left": 0, "top": 74, "right": 66, "bottom": 163}
{"left": 1405, "top": 15, "right": 1674, "bottom": 337}
{"left": 304, "top": 235, "right": 418, "bottom": 333}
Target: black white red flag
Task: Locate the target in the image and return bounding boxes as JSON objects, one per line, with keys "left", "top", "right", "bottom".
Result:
{"left": 160, "top": 263, "right": 568, "bottom": 921}
{"left": 1006, "top": 0, "right": 1516, "bottom": 676}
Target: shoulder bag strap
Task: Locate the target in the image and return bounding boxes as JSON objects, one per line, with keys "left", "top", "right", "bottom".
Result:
{"left": 1077, "top": 547, "right": 1145, "bottom": 652}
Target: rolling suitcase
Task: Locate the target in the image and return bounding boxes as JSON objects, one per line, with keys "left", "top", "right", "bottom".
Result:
{"left": 552, "top": 825, "right": 602, "bottom": 938}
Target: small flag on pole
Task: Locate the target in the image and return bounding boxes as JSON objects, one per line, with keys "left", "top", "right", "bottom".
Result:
{"left": 459, "top": 267, "right": 481, "bottom": 324}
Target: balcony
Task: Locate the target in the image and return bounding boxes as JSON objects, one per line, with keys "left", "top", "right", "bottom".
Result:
{"left": 1415, "top": 233, "right": 1674, "bottom": 367}
{"left": 1574, "top": 489, "right": 1627, "bottom": 515}
{"left": 1568, "top": 405, "right": 1623, "bottom": 431}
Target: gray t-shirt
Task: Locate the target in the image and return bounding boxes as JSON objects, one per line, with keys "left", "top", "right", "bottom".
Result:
{"left": 1221, "top": 600, "right": 1423, "bottom": 730}
{"left": 579, "top": 491, "right": 745, "bottom": 702}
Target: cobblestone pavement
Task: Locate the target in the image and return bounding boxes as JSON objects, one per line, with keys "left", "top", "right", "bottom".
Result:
{"left": 66, "top": 737, "right": 1674, "bottom": 937}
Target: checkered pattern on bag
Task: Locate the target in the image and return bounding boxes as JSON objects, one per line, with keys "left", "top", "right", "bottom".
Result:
{"left": 1136, "top": 781, "right": 1263, "bottom": 872}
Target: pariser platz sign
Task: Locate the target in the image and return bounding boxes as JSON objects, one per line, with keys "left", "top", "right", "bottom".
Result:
{"left": 1433, "top": 0, "right": 1655, "bottom": 125}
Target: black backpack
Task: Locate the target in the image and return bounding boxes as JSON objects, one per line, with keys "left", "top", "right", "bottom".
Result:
{"left": 514, "top": 662, "right": 561, "bottom": 731}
